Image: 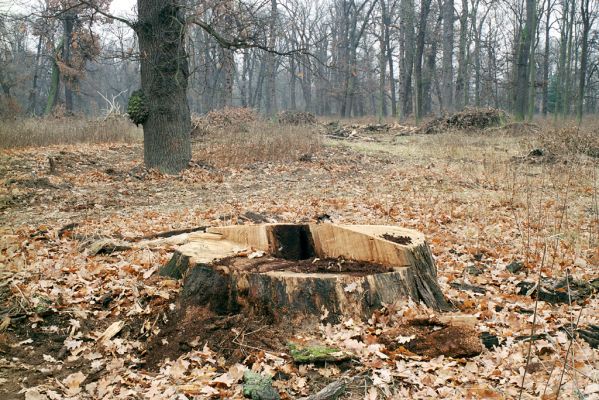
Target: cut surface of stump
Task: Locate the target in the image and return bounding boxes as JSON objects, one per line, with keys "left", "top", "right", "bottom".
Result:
{"left": 161, "top": 224, "right": 450, "bottom": 324}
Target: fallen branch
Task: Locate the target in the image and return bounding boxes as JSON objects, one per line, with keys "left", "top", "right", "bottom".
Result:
{"left": 298, "top": 379, "right": 347, "bottom": 400}
{"left": 135, "top": 226, "right": 208, "bottom": 241}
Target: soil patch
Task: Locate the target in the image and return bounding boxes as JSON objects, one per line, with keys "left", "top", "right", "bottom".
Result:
{"left": 143, "top": 303, "right": 291, "bottom": 371}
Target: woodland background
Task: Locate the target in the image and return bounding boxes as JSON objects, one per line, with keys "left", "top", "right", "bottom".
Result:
{"left": 0, "top": 0, "right": 598, "bottom": 121}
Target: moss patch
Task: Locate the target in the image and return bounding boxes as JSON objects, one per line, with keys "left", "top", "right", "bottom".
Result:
{"left": 288, "top": 343, "right": 353, "bottom": 363}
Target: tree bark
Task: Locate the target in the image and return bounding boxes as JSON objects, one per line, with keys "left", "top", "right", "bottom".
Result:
{"left": 26, "top": 34, "right": 43, "bottom": 115}
{"left": 381, "top": 0, "right": 397, "bottom": 117}
{"left": 577, "top": 0, "right": 591, "bottom": 121}
{"left": 290, "top": 55, "right": 297, "bottom": 110}
{"left": 399, "top": 0, "right": 415, "bottom": 119}
{"left": 541, "top": 0, "right": 552, "bottom": 115}
{"left": 136, "top": 0, "right": 191, "bottom": 174}
{"left": 561, "top": 0, "right": 576, "bottom": 116}
{"left": 414, "top": 0, "right": 432, "bottom": 121}
{"left": 527, "top": 0, "right": 538, "bottom": 119}
{"left": 513, "top": 0, "right": 535, "bottom": 120}
{"left": 62, "top": 12, "right": 75, "bottom": 114}
{"left": 45, "top": 39, "right": 64, "bottom": 115}
{"left": 454, "top": 0, "right": 468, "bottom": 110}
{"left": 378, "top": 16, "right": 388, "bottom": 120}
{"left": 441, "top": 0, "right": 454, "bottom": 112}
{"left": 264, "top": 0, "right": 278, "bottom": 116}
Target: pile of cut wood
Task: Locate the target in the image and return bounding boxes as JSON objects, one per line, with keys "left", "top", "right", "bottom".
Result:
{"left": 417, "top": 107, "right": 507, "bottom": 134}
{"left": 277, "top": 110, "right": 318, "bottom": 125}
{"left": 324, "top": 122, "right": 416, "bottom": 141}
{"left": 191, "top": 107, "right": 258, "bottom": 136}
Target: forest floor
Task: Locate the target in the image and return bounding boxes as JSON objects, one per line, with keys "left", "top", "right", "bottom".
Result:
{"left": 0, "top": 119, "right": 598, "bottom": 399}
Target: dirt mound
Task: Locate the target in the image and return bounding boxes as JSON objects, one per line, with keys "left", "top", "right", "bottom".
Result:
{"left": 277, "top": 110, "right": 317, "bottom": 125}
{"left": 191, "top": 107, "right": 258, "bottom": 136}
{"left": 418, "top": 107, "right": 508, "bottom": 134}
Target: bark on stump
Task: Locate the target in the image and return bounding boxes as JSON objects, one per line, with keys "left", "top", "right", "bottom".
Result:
{"left": 161, "top": 224, "right": 450, "bottom": 324}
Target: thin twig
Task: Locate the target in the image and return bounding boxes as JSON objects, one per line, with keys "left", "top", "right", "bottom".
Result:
{"left": 555, "top": 270, "right": 585, "bottom": 399}
{"left": 518, "top": 243, "right": 547, "bottom": 400}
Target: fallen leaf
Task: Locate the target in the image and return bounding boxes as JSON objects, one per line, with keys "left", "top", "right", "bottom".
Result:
{"left": 62, "top": 371, "right": 86, "bottom": 397}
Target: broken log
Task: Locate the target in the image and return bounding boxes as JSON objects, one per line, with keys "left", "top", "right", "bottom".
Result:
{"left": 161, "top": 224, "right": 450, "bottom": 324}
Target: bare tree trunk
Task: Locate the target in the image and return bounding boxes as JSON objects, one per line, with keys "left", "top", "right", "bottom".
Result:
{"left": 62, "top": 12, "right": 75, "bottom": 114}
{"left": 454, "top": 0, "right": 468, "bottom": 110}
{"left": 513, "top": 0, "right": 535, "bottom": 120}
{"left": 136, "top": 0, "right": 191, "bottom": 173}
{"left": 399, "top": 0, "right": 415, "bottom": 119}
{"left": 541, "top": 0, "right": 552, "bottom": 115}
{"left": 381, "top": 0, "right": 397, "bottom": 117}
{"left": 264, "top": 0, "right": 278, "bottom": 116}
{"left": 577, "top": 0, "right": 591, "bottom": 121}
{"left": 221, "top": 49, "right": 234, "bottom": 107}
{"left": 527, "top": 0, "right": 538, "bottom": 119}
{"left": 562, "top": 0, "right": 576, "bottom": 116}
{"left": 300, "top": 53, "right": 313, "bottom": 112}
{"left": 414, "top": 0, "right": 432, "bottom": 121}
{"left": 290, "top": 56, "right": 297, "bottom": 110}
{"left": 472, "top": 8, "right": 488, "bottom": 107}
{"left": 441, "top": 0, "right": 454, "bottom": 112}
{"left": 45, "top": 39, "right": 63, "bottom": 115}
{"left": 26, "top": 34, "right": 43, "bottom": 115}
{"left": 378, "top": 16, "right": 388, "bottom": 120}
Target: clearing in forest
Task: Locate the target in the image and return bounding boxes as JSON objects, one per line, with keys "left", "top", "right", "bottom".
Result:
{"left": 0, "top": 117, "right": 598, "bottom": 399}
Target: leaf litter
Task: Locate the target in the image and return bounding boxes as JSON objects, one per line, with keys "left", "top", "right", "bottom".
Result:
{"left": 0, "top": 138, "right": 597, "bottom": 399}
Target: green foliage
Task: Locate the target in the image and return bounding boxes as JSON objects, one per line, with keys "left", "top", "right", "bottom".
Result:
{"left": 242, "top": 371, "right": 280, "bottom": 400}
{"left": 127, "top": 90, "right": 149, "bottom": 126}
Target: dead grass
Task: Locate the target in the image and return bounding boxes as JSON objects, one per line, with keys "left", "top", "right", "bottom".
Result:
{"left": 193, "top": 120, "right": 321, "bottom": 167}
{"left": 0, "top": 116, "right": 142, "bottom": 148}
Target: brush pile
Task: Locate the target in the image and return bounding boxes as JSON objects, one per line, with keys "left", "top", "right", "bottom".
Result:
{"left": 324, "top": 121, "right": 417, "bottom": 141}
{"left": 191, "top": 107, "right": 258, "bottom": 136}
{"left": 277, "top": 110, "right": 318, "bottom": 125}
{"left": 418, "top": 107, "right": 507, "bottom": 134}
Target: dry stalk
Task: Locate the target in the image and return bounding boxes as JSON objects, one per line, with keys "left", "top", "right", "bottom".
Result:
{"left": 518, "top": 243, "right": 547, "bottom": 400}
{"left": 554, "top": 270, "right": 586, "bottom": 399}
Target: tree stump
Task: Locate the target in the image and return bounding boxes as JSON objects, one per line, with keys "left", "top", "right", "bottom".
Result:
{"left": 160, "top": 224, "right": 450, "bottom": 324}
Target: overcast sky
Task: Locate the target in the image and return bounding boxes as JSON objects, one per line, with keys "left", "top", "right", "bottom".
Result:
{"left": 110, "top": 0, "right": 137, "bottom": 18}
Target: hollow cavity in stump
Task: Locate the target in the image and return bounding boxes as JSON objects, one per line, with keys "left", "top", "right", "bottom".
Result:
{"left": 160, "top": 224, "right": 450, "bottom": 324}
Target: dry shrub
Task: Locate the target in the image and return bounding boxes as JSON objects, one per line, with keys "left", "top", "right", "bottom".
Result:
{"left": 191, "top": 107, "right": 258, "bottom": 136}
{"left": 485, "top": 121, "right": 541, "bottom": 136}
{"left": 0, "top": 116, "right": 141, "bottom": 148}
{"left": 418, "top": 107, "right": 508, "bottom": 134}
{"left": 538, "top": 124, "right": 599, "bottom": 159}
{"left": 277, "top": 110, "right": 318, "bottom": 125}
{"left": 193, "top": 121, "right": 321, "bottom": 167}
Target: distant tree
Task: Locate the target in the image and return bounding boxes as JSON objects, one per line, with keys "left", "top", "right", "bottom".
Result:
{"left": 441, "top": 0, "right": 453, "bottom": 112}
{"left": 44, "top": 1, "right": 106, "bottom": 115}
{"left": 67, "top": 0, "right": 306, "bottom": 173}
{"left": 513, "top": 0, "right": 535, "bottom": 120}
